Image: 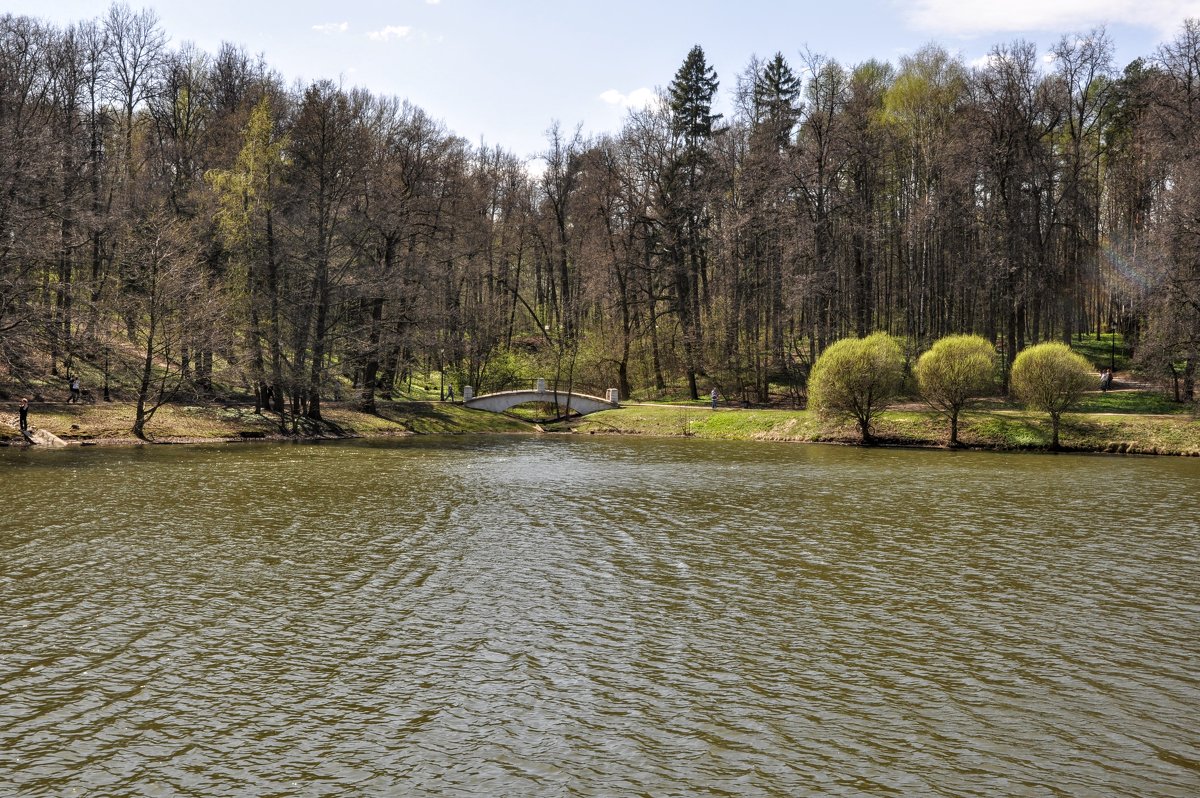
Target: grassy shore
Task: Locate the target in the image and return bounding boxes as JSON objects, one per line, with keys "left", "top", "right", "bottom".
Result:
{"left": 562, "top": 394, "right": 1200, "bottom": 457}
{"left": 4, "top": 390, "right": 1198, "bottom": 456}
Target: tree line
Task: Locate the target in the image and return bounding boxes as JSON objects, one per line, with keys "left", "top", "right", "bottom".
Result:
{"left": 2, "top": 7, "right": 1198, "bottom": 436}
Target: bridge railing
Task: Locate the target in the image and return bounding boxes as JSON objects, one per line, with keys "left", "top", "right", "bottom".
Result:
{"left": 461, "top": 379, "right": 619, "bottom": 412}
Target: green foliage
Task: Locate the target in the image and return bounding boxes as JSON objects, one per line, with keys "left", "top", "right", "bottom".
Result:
{"left": 1070, "top": 333, "right": 1132, "bottom": 371}
{"left": 808, "top": 332, "right": 905, "bottom": 442}
{"left": 562, "top": 336, "right": 621, "bottom": 396}
{"left": 882, "top": 44, "right": 967, "bottom": 137}
{"left": 1010, "top": 342, "right": 1095, "bottom": 447}
{"left": 1011, "top": 343, "right": 1095, "bottom": 414}
{"left": 206, "top": 97, "right": 287, "bottom": 252}
{"left": 916, "top": 335, "right": 997, "bottom": 403}
{"left": 915, "top": 334, "right": 997, "bottom": 444}
{"left": 474, "top": 348, "right": 538, "bottom": 394}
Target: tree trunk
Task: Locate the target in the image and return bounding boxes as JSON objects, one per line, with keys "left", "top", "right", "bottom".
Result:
{"left": 133, "top": 309, "right": 156, "bottom": 440}
{"left": 1184, "top": 355, "right": 1196, "bottom": 402}
{"left": 307, "top": 266, "right": 329, "bottom": 421}
{"left": 361, "top": 296, "right": 384, "bottom": 412}
{"left": 858, "top": 416, "right": 873, "bottom": 445}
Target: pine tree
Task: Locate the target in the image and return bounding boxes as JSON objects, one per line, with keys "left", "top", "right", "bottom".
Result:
{"left": 753, "top": 52, "right": 801, "bottom": 149}
{"left": 666, "top": 45, "right": 721, "bottom": 399}
{"left": 669, "top": 45, "right": 721, "bottom": 152}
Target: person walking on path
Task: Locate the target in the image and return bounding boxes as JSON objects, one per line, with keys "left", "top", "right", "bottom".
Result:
{"left": 68, "top": 376, "right": 80, "bottom": 403}
{"left": 1100, "top": 368, "right": 1113, "bottom": 392}
{"left": 710, "top": 387, "right": 718, "bottom": 410}
{"left": 18, "top": 398, "right": 29, "bottom": 432}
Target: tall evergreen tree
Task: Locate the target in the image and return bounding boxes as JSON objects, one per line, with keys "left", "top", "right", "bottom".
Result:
{"left": 670, "top": 45, "right": 721, "bottom": 150}
{"left": 753, "top": 52, "right": 802, "bottom": 149}
{"left": 667, "top": 45, "right": 721, "bottom": 399}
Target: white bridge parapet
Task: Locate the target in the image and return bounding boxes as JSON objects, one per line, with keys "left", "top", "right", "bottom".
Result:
{"left": 462, "top": 379, "right": 619, "bottom": 416}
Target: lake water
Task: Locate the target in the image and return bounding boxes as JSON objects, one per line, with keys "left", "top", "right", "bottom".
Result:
{"left": 1, "top": 436, "right": 1198, "bottom": 796}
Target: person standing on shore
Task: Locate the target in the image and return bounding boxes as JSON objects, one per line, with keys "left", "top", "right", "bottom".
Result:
{"left": 18, "top": 398, "right": 28, "bottom": 432}
{"left": 710, "top": 387, "right": 718, "bottom": 410}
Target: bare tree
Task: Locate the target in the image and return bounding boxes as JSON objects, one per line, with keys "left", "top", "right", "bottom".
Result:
{"left": 282, "top": 81, "right": 370, "bottom": 420}
{"left": 122, "top": 211, "right": 214, "bottom": 438}
{"left": 1050, "top": 27, "right": 1114, "bottom": 343}
{"left": 103, "top": 2, "right": 165, "bottom": 201}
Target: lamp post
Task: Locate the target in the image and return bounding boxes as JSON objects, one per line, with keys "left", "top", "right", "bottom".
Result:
{"left": 997, "top": 335, "right": 1008, "bottom": 394}
{"left": 1109, "top": 315, "right": 1116, "bottom": 373}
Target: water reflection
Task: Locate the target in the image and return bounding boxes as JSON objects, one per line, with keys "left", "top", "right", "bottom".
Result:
{"left": 2, "top": 438, "right": 1198, "bottom": 795}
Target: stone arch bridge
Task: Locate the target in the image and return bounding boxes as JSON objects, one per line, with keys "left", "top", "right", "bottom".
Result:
{"left": 463, "top": 379, "right": 619, "bottom": 416}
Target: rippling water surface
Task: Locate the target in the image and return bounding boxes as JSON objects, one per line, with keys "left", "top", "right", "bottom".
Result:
{"left": 1, "top": 436, "right": 1198, "bottom": 796}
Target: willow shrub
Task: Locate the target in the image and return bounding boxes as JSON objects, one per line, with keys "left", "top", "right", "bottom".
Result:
{"left": 1009, "top": 342, "right": 1095, "bottom": 449}
{"left": 915, "top": 334, "right": 997, "bottom": 446}
{"left": 808, "top": 332, "right": 905, "bottom": 443}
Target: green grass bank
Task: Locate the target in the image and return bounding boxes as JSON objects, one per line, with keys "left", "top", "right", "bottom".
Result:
{"left": 562, "top": 396, "right": 1200, "bottom": 457}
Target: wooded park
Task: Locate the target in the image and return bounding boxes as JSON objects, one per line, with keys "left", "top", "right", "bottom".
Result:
{"left": 1, "top": 7, "right": 1198, "bottom": 439}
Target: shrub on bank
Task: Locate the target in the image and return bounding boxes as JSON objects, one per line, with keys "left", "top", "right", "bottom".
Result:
{"left": 915, "top": 334, "right": 997, "bottom": 447}
{"left": 808, "top": 332, "right": 905, "bottom": 444}
{"left": 1010, "top": 342, "right": 1095, "bottom": 449}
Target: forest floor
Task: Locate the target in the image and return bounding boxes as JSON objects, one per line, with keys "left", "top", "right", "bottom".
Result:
{"left": 2, "top": 387, "right": 1198, "bottom": 457}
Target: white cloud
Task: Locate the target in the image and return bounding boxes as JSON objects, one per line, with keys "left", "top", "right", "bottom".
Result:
{"left": 367, "top": 25, "right": 414, "bottom": 42}
{"left": 902, "top": 0, "right": 1200, "bottom": 37}
{"left": 312, "top": 22, "right": 349, "bottom": 35}
{"left": 599, "top": 87, "right": 655, "bottom": 109}
{"left": 426, "top": 0, "right": 443, "bottom": 4}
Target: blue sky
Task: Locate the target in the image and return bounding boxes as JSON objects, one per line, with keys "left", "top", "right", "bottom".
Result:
{"left": 10, "top": 1, "right": 1198, "bottom": 160}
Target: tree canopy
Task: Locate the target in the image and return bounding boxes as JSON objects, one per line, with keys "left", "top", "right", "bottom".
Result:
{"left": 915, "top": 335, "right": 997, "bottom": 446}
{"left": 1010, "top": 342, "right": 1096, "bottom": 448}
{"left": 808, "top": 332, "right": 905, "bottom": 443}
